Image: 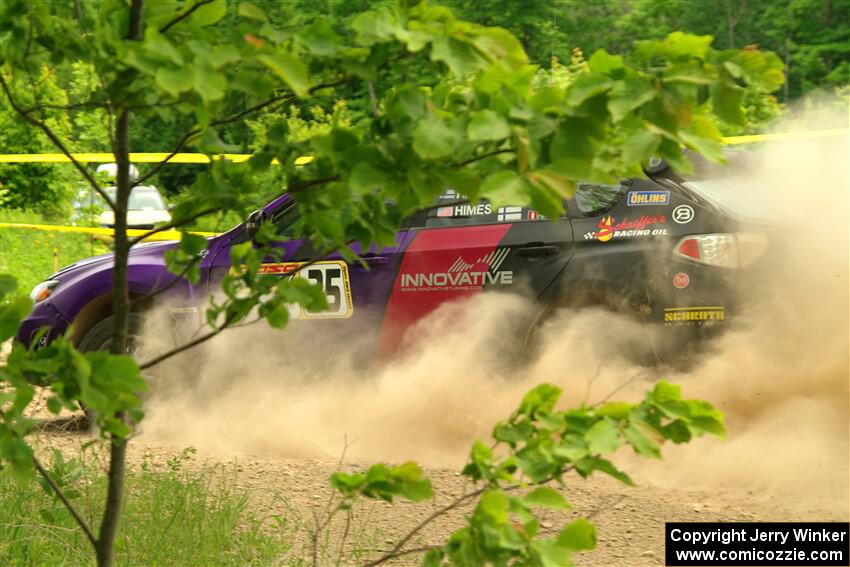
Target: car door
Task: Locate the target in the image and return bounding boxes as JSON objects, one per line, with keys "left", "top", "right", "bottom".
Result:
{"left": 206, "top": 197, "right": 412, "bottom": 352}
{"left": 378, "top": 192, "right": 575, "bottom": 352}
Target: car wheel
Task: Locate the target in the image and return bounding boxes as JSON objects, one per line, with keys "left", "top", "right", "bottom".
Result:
{"left": 77, "top": 313, "right": 147, "bottom": 426}
{"left": 520, "top": 294, "right": 662, "bottom": 367}
{"left": 78, "top": 313, "right": 145, "bottom": 354}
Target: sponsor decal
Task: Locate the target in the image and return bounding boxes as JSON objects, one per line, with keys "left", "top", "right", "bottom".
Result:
{"left": 437, "top": 203, "right": 492, "bottom": 217}
{"left": 664, "top": 306, "right": 725, "bottom": 326}
{"left": 627, "top": 190, "right": 670, "bottom": 206}
{"left": 497, "top": 206, "right": 522, "bottom": 221}
{"left": 672, "top": 272, "right": 690, "bottom": 289}
{"left": 254, "top": 261, "right": 353, "bottom": 319}
{"left": 583, "top": 215, "right": 668, "bottom": 242}
{"left": 400, "top": 247, "right": 512, "bottom": 291}
{"left": 672, "top": 204, "right": 694, "bottom": 224}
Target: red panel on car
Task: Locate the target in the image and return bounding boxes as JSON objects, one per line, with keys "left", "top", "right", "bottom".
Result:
{"left": 379, "top": 224, "right": 511, "bottom": 352}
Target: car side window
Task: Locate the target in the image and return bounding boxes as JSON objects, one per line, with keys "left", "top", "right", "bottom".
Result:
{"left": 421, "top": 190, "right": 546, "bottom": 228}
{"left": 571, "top": 181, "right": 630, "bottom": 217}
{"left": 270, "top": 202, "right": 301, "bottom": 236}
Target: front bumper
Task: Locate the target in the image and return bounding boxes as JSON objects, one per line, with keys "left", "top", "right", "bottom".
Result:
{"left": 16, "top": 300, "right": 71, "bottom": 349}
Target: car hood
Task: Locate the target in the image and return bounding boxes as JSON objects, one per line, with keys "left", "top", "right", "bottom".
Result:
{"left": 51, "top": 240, "right": 178, "bottom": 281}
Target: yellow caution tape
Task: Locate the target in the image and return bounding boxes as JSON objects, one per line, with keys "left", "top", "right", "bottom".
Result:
{"left": 721, "top": 128, "right": 848, "bottom": 145}
{"left": 0, "top": 153, "right": 315, "bottom": 164}
{"left": 0, "top": 129, "right": 845, "bottom": 164}
{"left": 0, "top": 222, "right": 218, "bottom": 241}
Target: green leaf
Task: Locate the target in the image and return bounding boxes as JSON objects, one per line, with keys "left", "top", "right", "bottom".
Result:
{"left": 661, "top": 32, "right": 712, "bottom": 60}
{"left": 412, "top": 114, "right": 458, "bottom": 160}
{"left": 145, "top": 32, "right": 184, "bottom": 66}
{"left": 679, "top": 115, "right": 724, "bottom": 163}
{"left": 237, "top": 1, "right": 267, "bottom": 22}
{"left": 467, "top": 110, "right": 510, "bottom": 141}
{"left": 193, "top": 64, "right": 226, "bottom": 102}
{"left": 351, "top": 8, "right": 396, "bottom": 45}
{"left": 190, "top": 0, "right": 227, "bottom": 26}
{"left": 0, "top": 297, "right": 32, "bottom": 341}
{"left": 476, "top": 489, "right": 510, "bottom": 524}
{"left": 423, "top": 549, "right": 445, "bottom": 567}
{"left": 622, "top": 130, "right": 660, "bottom": 164}
{"left": 608, "top": 76, "right": 657, "bottom": 122}
{"left": 557, "top": 518, "right": 597, "bottom": 552}
{"left": 480, "top": 170, "right": 528, "bottom": 208}
{"left": 518, "top": 383, "right": 561, "bottom": 417}
{"left": 588, "top": 49, "right": 624, "bottom": 75}
{"left": 430, "top": 36, "right": 484, "bottom": 76}
{"left": 585, "top": 418, "right": 622, "bottom": 454}
{"left": 297, "top": 20, "right": 342, "bottom": 56}
{"left": 349, "top": 162, "right": 392, "bottom": 194}
{"left": 261, "top": 302, "right": 289, "bottom": 329}
{"left": 257, "top": 52, "right": 311, "bottom": 97}
{"left": 663, "top": 62, "right": 716, "bottom": 85}
{"left": 523, "top": 487, "right": 571, "bottom": 510}
{"left": 729, "top": 50, "right": 785, "bottom": 93}
{"left": 711, "top": 83, "right": 746, "bottom": 126}
{"left": 596, "top": 402, "right": 632, "bottom": 419}
{"left": 528, "top": 169, "right": 575, "bottom": 198}
{"left": 156, "top": 66, "right": 194, "bottom": 96}
{"left": 623, "top": 423, "right": 661, "bottom": 458}
{"left": 576, "top": 456, "right": 634, "bottom": 485}
{"left": 566, "top": 73, "right": 613, "bottom": 107}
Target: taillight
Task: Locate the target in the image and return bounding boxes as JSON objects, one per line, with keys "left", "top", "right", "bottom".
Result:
{"left": 673, "top": 233, "right": 767, "bottom": 269}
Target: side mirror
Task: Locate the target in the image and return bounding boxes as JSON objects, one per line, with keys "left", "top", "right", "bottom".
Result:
{"left": 245, "top": 209, "right": 265, "bottom": 240}
{"left": 645, "top": 156, "right": 670, "bottom": 174}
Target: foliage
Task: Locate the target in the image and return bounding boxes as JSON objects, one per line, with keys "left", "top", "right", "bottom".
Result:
{"left": 0, "top": 210, "right": 109, "bottom": 297}
{"left": 0, "top": 1, "right": 782, "bottom": 566}
{"left": 0, "top": 449, "right": 292, "bottom": 566}
{"left": 330, "top": 381, "right": 725, "bottom": 566}
{"left": 444, "top": 0, "right": 848, "bottom": 102}
{"left": 0, "top": 65, "right": 76, "bottom": 218}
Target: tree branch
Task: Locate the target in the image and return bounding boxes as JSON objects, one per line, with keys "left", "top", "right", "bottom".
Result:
{"left": 135, "top": 77, "right": 352, "bottom": 187}
{"left": 0, "top": 407, "right": 97, "bottom": 550}
{"left": 0, "top": 74, "right": 113, "bottom": 209}
{"left": 288, "top": 175, "right": 341, "bottom": 193}
{"left": 127, "top": 207, "right": 218, "bottom": 246}
{"left": 21, "top": 100, "right": 109, "bottom": 114}
{"left": 158, "top": 0, "right": 214, "bottom": 34}
{"left": 33, "top": 454, "right": 99, "bottom": 549}
{"left": 453, "top": 148, "right": 515, "bottom": 168}
{"left": 363, "top": 488, "right": 486, "bottom": 567}
{"left": 138, "top": 316, "right": 232, "bottom": 371}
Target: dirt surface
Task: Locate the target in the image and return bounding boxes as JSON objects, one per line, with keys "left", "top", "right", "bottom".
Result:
{"left": 32, "top": 406, "right": 846, "bottom": 567}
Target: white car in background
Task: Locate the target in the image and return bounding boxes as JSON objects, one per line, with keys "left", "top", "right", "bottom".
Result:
{"left": 98, "top": 185, "right": 172, "bottom": 229}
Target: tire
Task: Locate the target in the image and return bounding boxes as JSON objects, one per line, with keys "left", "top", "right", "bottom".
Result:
{"left": 77, "top": 313, "right": 145, "bottom": 354}
{"left": 77, "top": 313, "right": 146, "bottom": 427}
{"left": 520, "top": 296, "right": 663, "bottom": 368}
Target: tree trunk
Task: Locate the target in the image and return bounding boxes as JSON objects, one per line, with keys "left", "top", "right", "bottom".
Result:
{"left": 96, "top": 2, "right": 143, "bottom": 566}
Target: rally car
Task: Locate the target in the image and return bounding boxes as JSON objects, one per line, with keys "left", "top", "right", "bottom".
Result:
{"left": 17, "top": 158, "right": 769, "bottom": 359}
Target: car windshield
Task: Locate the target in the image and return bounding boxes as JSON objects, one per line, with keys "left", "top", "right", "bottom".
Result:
{"left": 103, "top": 186, "right": 166, "bottom": 210}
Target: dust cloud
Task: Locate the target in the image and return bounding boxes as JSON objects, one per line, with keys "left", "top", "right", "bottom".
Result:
{"left": 141, "top": 99, "right": 848, "bottom": 515}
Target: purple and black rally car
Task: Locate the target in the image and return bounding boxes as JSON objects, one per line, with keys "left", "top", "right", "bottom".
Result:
{"left": 18, "top": 158, "right": 770, "bottom": 358}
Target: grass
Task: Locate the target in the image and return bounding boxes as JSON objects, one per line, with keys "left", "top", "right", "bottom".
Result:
{"left": 0, "top": 448, "right": 294, "bottom": 566}
{"left": 0, "top": 209, "right": 109, "bottom": 297}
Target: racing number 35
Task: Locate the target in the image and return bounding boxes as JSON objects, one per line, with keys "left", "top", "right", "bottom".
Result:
{"left": 302, "top": 262, "right": 352, "bottom": 318}
{"left": 256, "top": 260, "right": 354, "bottom": 319}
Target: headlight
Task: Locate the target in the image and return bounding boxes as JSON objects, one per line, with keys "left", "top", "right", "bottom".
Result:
{"left": 30, "top": 280, "right": 60, "bottom": 303}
